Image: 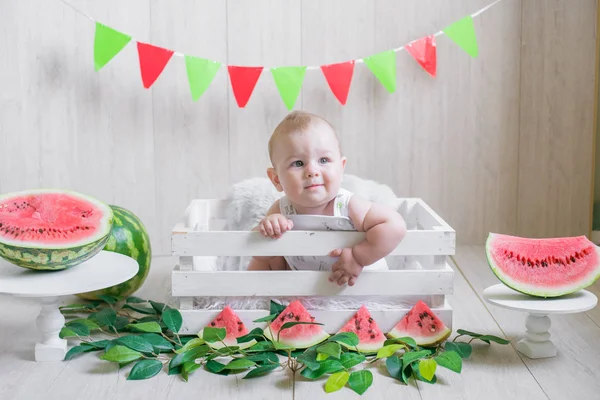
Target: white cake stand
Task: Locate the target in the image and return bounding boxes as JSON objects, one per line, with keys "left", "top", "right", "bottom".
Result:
{"left": 0, "top": 251, "right": 138, "bottom": 362}
{"left": 482, "top": 283, "right": 598, "bottom": 359}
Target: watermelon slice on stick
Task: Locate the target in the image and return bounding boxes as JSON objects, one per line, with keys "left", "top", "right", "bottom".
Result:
{"left": 263, "top": 300, "right": 329, "bottom": 349}
{"left": 336, "top": 305, "right": 386, "bottom": 353}
{"left": 387, "top": 300, "right": 451, "bottom": 346}
{"left": 486, "top": 233, "right": 600, "bottom": 297}
{"left": 198, "top": 306, "right": 257, "bottom": 350}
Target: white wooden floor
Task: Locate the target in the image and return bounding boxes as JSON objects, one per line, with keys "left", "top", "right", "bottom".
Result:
{"left": 1, "top": 246, "right": 599, "bottom": 400}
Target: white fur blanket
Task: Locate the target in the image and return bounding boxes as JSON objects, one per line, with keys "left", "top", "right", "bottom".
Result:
{"left": 192, "top": 174, "right": 414, "bottom": 311}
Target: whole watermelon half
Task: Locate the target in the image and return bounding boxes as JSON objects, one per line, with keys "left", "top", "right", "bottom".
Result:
{"left": 75, "top": 205, "right": 152, "bottom": 300}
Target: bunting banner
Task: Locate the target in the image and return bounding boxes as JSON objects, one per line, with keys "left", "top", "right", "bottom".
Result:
{"left": 60, "top": 0, "right": 503, "bottom": 109}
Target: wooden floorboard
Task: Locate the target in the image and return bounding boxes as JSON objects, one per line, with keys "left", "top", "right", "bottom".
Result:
{"left": 3, "top": 247, "right": 597, "bottom": 398}
{"left": 453, "top": 246, "right": 600, "bottom": 400}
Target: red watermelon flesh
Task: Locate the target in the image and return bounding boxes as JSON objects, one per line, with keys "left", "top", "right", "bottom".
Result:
{"left": 198, "top": 306, "right": 256, "bottom": 349}
{"left": 263, "top": 300, "right": 329, "bottom": 348}
{"left": 387, "top": 301, "right": 450, "bottom": 346}
{"left": 486, "top": 233, "right": 600, "bottom": 297}
{"left": 337, "top": 305, "right": 386, "bottom": 353}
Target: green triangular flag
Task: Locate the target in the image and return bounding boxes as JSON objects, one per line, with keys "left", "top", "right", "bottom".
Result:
{"left": 271, "top": 66, "right": 307, "bottom": 110}
{"left": 185, "top": 56, "right": 221, "bottom": 101}
{"left": 94, "top": 22, "right": 131, "bottom": 71}
{"left": 443, "top": 16, "right": 478, "bottom": 57}
{"left": 364, "top": 50, "right": 396, "bottom": 93}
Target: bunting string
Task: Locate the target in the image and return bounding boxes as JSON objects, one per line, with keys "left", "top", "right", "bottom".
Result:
{"left": 59, "top": 0, "right": 506, "bottom": 109}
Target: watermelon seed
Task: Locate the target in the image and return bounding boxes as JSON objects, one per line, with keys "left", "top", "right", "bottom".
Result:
{"left": 280, "top": 317, "right": 285, "bottom": 322}
{"left": 288, "top": 313, "right": 294, "bottom": 318}
{"left": 370, "top": 334, "right": 375, "bottom": 339}
{"left": 368, "top": 317, "right": 373, "bottom": 323}
{"left": 210, "top": 322, "right": 215, "bottom": 326}
{"left": 295, "top": 316, "right": 300, "bottom": 321}
{"left": 238, "top": 327, "right": 243, "bottom": 332}
{"left": 417, "top": 321, "right": 422, "bottom": 327}
{"left": 570, "top": 256, "right": 576, "bottom": 263}
{"left": 237, "top": 321, "right": 242, "bottom": 324}
{"left": 368, "top": 329, "right": 373, "bottom": 334}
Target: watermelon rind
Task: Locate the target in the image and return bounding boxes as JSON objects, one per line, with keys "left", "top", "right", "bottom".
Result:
{"left": 76, "top": 205, "right": 152, "bottom": 300}
{"left": 387, "top": 325, "right": 451, "bottom": 347}
{"left": 198, "top": 306, "right": 257, "bottom": 350}
{"left": 387, "top": 301, "right": 451, "bottom": 347}
{"left": 198, "top": 328, "right": 257, "bottom": 351}
{"left": 263, "top": 301, "right": 330, "bottom": 349}
{"left": 485, "top": 233, "right": 600, "bottom": 298}
{"left": 337, "top": 305, "right": 386, "bottom": 354}
{"left": 0, "top": 189, "right": 114, "bottom": 271}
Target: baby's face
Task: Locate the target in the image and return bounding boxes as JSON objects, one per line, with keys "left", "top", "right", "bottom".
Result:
{"left": 269, "top": 124, "right": 346, "bottom": 210}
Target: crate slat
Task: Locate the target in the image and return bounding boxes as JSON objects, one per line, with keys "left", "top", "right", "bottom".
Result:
{"left": 171, "top": 263, "right": 454, "bottom": 297}
{"left": 172, "top": 229, "right": 455, "bottom": 257}
{"left": 179, "top": 303, "right": 453, "bottom": 334}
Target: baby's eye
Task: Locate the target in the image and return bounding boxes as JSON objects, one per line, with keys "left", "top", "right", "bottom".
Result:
{"left": 291, "top": 160, "right": 304, "bottom": 167}
{"left": 319, "top": 157, "right": 329, "bottom": 164}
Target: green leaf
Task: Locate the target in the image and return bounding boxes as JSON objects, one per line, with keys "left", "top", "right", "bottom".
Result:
{"left": 161, "top": 308, "right": 183, "bottom": 333}
{"left": 225, "top": 358, "right": 256, "bottom": 370}
{"left": 386, "top": 355, "right": 402, "bottom": 381}
{"left": 126, "top": 296, "right": 147, "bottom": 303}
{"left": 67, "top": 319, "right": 100, "bottom": 331}
{"left": 443, "top": 15, "right": 478, "bottom": 57}
{"left": 328, "top": 332, "right": 359, "bottom": 347}
{"left": 418, "top": 359, "right": 437, "bottom": 381}
{"left": 445, "top": 342, "right": 472, "bottom": 358}
{"left": 271, "top": 66, "right": 307, "bottom": 110}
{"left": 100, "top": 345, "right": 143, "bottom": 363}
{"left": 364, "top": 50, "right": 396, "bottom": 93}
{"left": 93, "top": 22, "right": 131, "bottom": 71}
{"left": 114, "top": 316, "right": 131, "bottom": 331}
{"left": 401, "top": 350, "right": 430, "bottom": 373}
{"left": 478, "top": 335, "right": 510, "bottom": 345}
{"left": 93, "top": 307, "right": 117, "bottom": 327}
{"left": 174, "top": 337, "right": 205, "bottom": 354}
{"left": 84, "top": 340, "right": 110, "bottom": 350}
{"left": 184, "top": 56, "right": 221, "bottom": 101}
{"left": 348, "top": 370, "right": 373, "bottom": 395}
{"left": 246, "top": 341, "right": 275, "bottom": 353}
{"left": 325, "top": 371, "right": 350, "bottom": 393}
{"left": 243, "top": 363, "right": 279, "bottom": 379}
{"left": 139, "top": 334, "right": 174, "bottom": 353}
{"left": 297, "top": 349, "right": 320, "bottom": 371}
{"left": 149, "top": 300, "right": 167, "bottom": 314}
{"left": 127, "top": 359, "right": 163, "bottom": 380}
{"left": 115, "top": 336, "right": 155, "bottom": 354}
{"left": 316, "top": 353, "right": 329, "bottom": 361}
{"left": 270, "top": 300, "right": 286, "bottom": 316}
{"left": 97, "top": 295, "right": 119, "bottom": 304}
{"left": 59, "top": 327, "right": 79, "bottom": 339}
{"left": 202, "top": 327, "right": 226, "bottom": 343}
{"left": 183, "top": 359, "right": 202, "bottom": 374}
{"left": 237, "top": 328, "right": 264, "bottom": 344}
{"left": 300, "top": 359, "right": 344, "bottom": 380}
{"left": 246, "top": 352, "right": 279, "bottom": 366}
{"left": 169, "top": 345, "right": 209, "bottom": 369}
{"left": 384, "top": 336, "right": 417, "bottom": 349}
{"left": 59, "top": 322, "right": 90, "bottom": 338}
{"left": 340, "top": 352, "right": 366, "bottom": 369}
{"left": 205, "top": 360, "right": 229, "bottom": 375}
{"left": 123, "top": 304, "right": 156, "bottom": 315}
{"left": 64, "top": 345, "right": 97, "bottom": 360}
{"left": 413, "top": 366, "right": 437, "bottom": 384}
{"left": 126, "top": 322, "right": 162, "bottom": 333}
{"left": 376, "top": 344, "right": 405, "bottom": 359}
{"left": 316, "top": 342, "right": 341, "bottom": 360}
{"left": 253, "top": 314, "right": 277, "bottom": 323}
{"left": 434, "top": 350, "right": 462, "bottom": 373}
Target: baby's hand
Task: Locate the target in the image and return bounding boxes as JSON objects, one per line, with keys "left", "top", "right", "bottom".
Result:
{"left": 258, "top": 213, "right": 294, "bottom": 239}
{"left": 328, "top": 248, "right": 364, "bottom": 286}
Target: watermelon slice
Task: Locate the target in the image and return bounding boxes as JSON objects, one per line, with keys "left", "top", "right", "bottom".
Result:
{"left": 486, "top": 233, "right": 600, "bottom": 297}
{"left": 336, "top": 305, "right": 386, "bottom": 353}
{"left": 198, "top": 306, "right": 257, "bottom": 350}
{"left": 263, "top": 300, "right": 329, "bottom": 348}
{"left": 387, "top": 300, "right": 451, "bottom": 346}
{"left": 0, "top": 189, "right": 114, "bottom": 270}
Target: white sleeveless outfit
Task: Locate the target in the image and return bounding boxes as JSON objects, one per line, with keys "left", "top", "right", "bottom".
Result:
{"left": 278, "top": 188, "right": 389, "bottom": 271}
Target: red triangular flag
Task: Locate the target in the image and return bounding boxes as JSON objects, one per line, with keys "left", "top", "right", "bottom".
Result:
{"left": 228, "top": 66, "right": 263, "bottom": 108}
{"left": 320, "top": 61, "right": 354, "bottom": 105}
{"left": 136, "top": 42, "right": 174, "bottom": 88}
{"left": 405, "top": 35, "right": 437, "bottom": 77}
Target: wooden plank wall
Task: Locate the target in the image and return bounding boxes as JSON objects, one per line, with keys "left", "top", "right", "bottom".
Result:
{"left": 0, "top": 0, "right": 597, "bottom": 255}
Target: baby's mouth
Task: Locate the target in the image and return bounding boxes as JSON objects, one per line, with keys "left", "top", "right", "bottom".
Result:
{"left": 305, "top": 184, "right": 324, "bottom": 189}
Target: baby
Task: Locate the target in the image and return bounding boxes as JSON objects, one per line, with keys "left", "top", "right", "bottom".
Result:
{"left": 247, "top": 110, "right": 407, "bottom": 286}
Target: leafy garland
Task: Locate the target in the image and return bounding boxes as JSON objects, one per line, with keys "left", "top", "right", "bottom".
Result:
{"left": 60, "top": 295, "right": 509, "bottom": 396}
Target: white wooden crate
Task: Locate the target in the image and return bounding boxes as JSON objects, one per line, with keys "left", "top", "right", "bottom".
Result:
{"left": 171, "top": 197, "right": 456, "bottom": 335}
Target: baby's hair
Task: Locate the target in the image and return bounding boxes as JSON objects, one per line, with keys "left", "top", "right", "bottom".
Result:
{"left": 268, "top": 110, "right": 340, "bottom": 162}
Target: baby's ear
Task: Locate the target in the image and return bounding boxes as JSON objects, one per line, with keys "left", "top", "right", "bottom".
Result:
{"left": 267, "top": 167, "right": 284, "bottom": 192}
